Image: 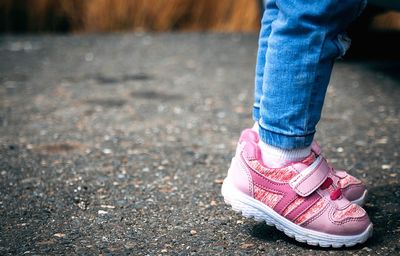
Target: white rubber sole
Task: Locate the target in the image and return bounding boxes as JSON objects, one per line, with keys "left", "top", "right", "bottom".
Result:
{"left": 351, "top": 190, "right": 368, "bottom": 206}
{"left": 221, "top": 178, "right": 373, "bottom": 248}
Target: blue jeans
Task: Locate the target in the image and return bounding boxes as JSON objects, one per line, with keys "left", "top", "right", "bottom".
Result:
{"left": 253, "top": 0, "right": 367, "bottom": 149}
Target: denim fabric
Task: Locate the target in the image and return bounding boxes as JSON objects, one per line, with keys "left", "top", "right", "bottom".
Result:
{"left": 253, "top": 0, "right": 367, "bottom": 149}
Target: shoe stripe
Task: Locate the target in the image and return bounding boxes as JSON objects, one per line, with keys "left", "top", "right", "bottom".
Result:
{"left": 285, "top": 193, "right": 321, "bottom": 222}
{"left": 242, "top": 153, "right": 295, "bottom": 214}
{"left": 241, "top": 153, "right": 322, "bottom": 222}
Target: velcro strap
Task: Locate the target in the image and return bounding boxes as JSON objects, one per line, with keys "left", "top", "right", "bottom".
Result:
{"left": 289, "top": 156, "right": 330, "bottom": 197}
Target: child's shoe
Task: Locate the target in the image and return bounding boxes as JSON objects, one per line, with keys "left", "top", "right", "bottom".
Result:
{"left": 249, "top": 128, "right": 367, "bottom": 205}
{"left": 221, "top": 129, "right": 373, "bottom": 247}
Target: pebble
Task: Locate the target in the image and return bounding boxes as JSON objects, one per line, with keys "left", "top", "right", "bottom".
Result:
{"left": 102, "top": 148, "right": 112, "bottom": 154}
{"left": 100, "top": 205, "right": 115, "bottom": 209}
{"left": 98, "top": 210, "right": 109, "bottom": 215}
{"left": 53, "top": 233, "right": 65, "bottom": 238}
{"left": 77, "top": 201, "right": 86, "bottom": 210}
{"left": 240, "top": 243, "right": 254, "bottom": 249}
{"left": 363, "top": 247, "right": 372, "bottom": 252}
{"left": 377, "top": 137, "right": 388, "bottom": 144}
{"left": 214, "top": 179, "right": 224, "bottom": 184}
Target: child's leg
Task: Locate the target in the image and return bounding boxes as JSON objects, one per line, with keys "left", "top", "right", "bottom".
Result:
{"left": 253, "top": 0, "right": 367, "bottom": 201}
{"left": 258, "top": 0, "right": 366, "bottom": 150}
{"left": 222, "top": 0, "right": 372, "bottom": 247}
{"left": 253, "top": 0, "right": 278, "bottom": 122}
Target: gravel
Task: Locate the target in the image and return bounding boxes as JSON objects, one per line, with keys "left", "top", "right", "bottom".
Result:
{"left": 0, "top": 33, "right": 399, "bottom": 255}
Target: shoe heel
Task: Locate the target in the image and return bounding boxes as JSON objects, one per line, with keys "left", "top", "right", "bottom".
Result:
{"left": 221, "top": 178, "right": 267, "bottom": 222}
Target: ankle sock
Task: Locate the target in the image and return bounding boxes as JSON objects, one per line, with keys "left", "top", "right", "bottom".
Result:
{"left": 252, "top": 122, "right": 311, "bottom": 168}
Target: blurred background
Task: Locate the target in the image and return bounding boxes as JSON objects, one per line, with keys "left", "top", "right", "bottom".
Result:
{"left": 0, "top": 0, "right": 261, "bottom": 33}
{"left": 0, "top": 0, "right": 399, "bottom": 33}
{"left": 1, "top": 0, "right": 399, "bottom": 58}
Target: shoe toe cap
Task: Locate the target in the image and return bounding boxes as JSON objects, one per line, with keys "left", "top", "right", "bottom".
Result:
{"left": 303, "top": 203, "right": 371, "bottom": 236}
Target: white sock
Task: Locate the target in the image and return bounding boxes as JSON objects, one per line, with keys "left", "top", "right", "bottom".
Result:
{"left": 258, "top": 140, "right": 311, "bottom": 167}
{"left": 253, "top": 122, "right": 311, "bottom": 168}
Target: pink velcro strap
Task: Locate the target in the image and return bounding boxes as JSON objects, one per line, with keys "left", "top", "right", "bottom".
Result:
{"left": 289, "top": 156, "right": 330, "bottom": 197}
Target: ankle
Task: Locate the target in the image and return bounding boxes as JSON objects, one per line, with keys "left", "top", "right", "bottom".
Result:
{"left": 258, "top": 139, "right": 311, "bottom": 168}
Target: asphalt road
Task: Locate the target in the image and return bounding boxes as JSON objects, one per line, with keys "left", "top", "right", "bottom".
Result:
{"left": 0, "top": 33, "right": 399, "bottom": 255}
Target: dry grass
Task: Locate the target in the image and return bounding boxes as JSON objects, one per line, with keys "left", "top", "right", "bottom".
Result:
{"left": 2, "top": 1, "right": 399, "bottom": 33}
{"left": 372, "top": 11, "right": 400, "bottom": 31}
{"left": 0, "top": 0, "right": 261, "bottom": 33}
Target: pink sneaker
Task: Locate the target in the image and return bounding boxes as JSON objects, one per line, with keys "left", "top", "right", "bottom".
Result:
{"left": 250, "top": 130, "right": 367, "bottom": 205}
{"left": 221, "top": 129, "right": 373, "bottom": 247}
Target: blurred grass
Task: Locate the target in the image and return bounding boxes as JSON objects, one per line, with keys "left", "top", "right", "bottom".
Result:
{"left": 1, "top": 0, "right": 399, "bottom": 33}
{"left": 0, "top": 0, "right": 261, "bottom": 33}
{"left": 372, "top": 11, "right": 400, "bottom": 30}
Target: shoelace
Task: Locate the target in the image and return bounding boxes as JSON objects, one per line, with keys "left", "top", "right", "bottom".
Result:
{"left": 320, "top": 177, "right": 342, "bottom": 200}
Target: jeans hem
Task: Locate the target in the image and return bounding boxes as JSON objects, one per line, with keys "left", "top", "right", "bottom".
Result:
{"left": 252, "top": 106, "right": 260, "bottom": 122}
{"left": 259, "top": 125, "right": 315, "bottom": 150}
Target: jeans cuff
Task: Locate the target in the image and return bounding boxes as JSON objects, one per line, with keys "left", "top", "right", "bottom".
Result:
{"left": 259, "top": 125, "right": 315, "bottom": 150}
{"left": 252, "top": 105, "right": 260, "bottom": 122}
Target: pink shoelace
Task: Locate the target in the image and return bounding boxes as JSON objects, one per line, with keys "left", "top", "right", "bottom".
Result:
{"left": 320, "top": 177, "right": 342, "bottom": 200}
